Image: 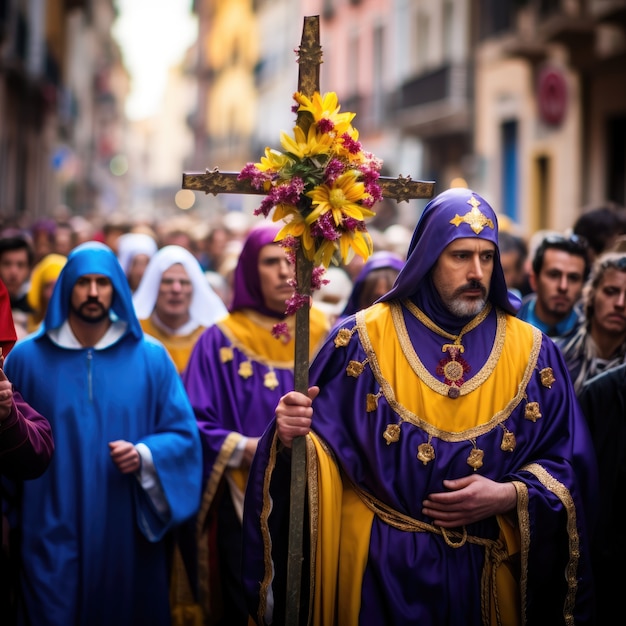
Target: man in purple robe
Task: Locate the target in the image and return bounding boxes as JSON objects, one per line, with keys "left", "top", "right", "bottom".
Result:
{"left": 179, "top": 225, "right": 329, "bottom": 625}
{"left": 242, "top": 188, "right": 598, "bottom": 625}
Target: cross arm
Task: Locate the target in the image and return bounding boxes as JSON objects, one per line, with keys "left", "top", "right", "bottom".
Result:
{"left": 182, "top": 168, "right": 435, "bottom": 202}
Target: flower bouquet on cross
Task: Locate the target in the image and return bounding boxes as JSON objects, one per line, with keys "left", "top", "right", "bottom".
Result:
{"left": 238, "top": 91, "right": 383, "bottom": 331}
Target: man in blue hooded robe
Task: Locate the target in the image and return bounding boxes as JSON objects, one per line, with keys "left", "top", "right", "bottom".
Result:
{"left": 242, "top": 188, "right": 598, "bottom": 625}
{"left": 4, "top": 241, "right": 202, "bottom": 626}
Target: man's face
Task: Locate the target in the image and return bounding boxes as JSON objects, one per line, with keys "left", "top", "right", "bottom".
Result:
{"left": 154, "top": 264, "right": 193, "bottom": 325}
{"left": 530, "top": 249, "right": 585, "bottom": 322}
{"left": 0, "top": 249, "right": 31, "bottom": 297}
{"left": 70, "top": 274, "right": 113, "bottom": 324}
{"left": 258, "top": 244, "right": 295, "bottom": 314}
{"left": 591, "top": 268, "right": 626, "bottom": 337}
{"left": 432, "top": 237, "right": 495, "bottom": 317}
{"left": 127, "top": 253, "right": 151, "bottom": 292}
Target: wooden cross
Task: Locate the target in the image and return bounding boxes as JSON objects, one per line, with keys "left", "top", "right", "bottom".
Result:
{"left": 182, "top": 15, "right": 434, "bottom": 623}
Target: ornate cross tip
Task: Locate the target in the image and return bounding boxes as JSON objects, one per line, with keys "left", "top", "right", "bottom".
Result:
{"left": 297, "top": 41, "right": 323, "bottom": 67}
{"left": 449, "top": 195, "right": 495, "bottom": 234}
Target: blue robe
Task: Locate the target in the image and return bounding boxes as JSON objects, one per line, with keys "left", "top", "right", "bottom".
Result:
{"left": 4, "top": 242, "right": 202, "bottom": 626}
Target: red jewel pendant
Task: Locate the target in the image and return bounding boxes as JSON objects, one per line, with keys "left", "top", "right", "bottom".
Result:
{"left": 436, "top": 346, "right": 470, "bottom": 397}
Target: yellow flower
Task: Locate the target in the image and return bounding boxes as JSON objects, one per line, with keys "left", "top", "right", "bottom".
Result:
{"left": 306, "top": 171, "right": 376, "bottom": 225}
{"left": 257, "top": 147, "right": 292, "bottom": 173}
{"left": 294, "top": 91, "right": 355, "bottom": 135}
{"left": 274, "top": 209, "right": 318, "bottom": 261}
{"left": 280, "top": 124, "right": 334, "bottom": 160}
{"left": 338, "top": 230, "right": 373, "bottom": 263}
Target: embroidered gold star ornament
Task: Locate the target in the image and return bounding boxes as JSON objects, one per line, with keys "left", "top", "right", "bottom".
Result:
{"left": 449, "top": 195, "right": 495, "bottom": 235}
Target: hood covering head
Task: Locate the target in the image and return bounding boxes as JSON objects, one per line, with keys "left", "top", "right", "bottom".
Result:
{"left": 341, "top": 251, "right": 405, "bottom": 317}
{"left": 116, "top": 232, "right": 158, "bottom": 275}
{"left": 42, "top": 241, "right": 143, "bottom": 339}
{"left": 0, "top": 279, "right": 17, "bottom": 356}
{"left": 230, "top": 224, "right": 286, "bottom": 318}
{"left": 378, "top": 187, "right": 521, "bottom": 315}
{"left": 132, "top": 245, "right": 228, "bottom": 326}
{"left": 27, "top": 253, "right": 67, "bottom": 314}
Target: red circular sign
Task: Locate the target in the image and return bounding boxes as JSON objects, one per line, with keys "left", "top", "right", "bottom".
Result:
{"left": 538, "top": 68, "right": 568, "bottom": 126}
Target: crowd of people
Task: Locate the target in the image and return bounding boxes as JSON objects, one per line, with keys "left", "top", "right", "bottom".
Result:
{"left": 0, "top": 190, "right": 625, "bottom": 625}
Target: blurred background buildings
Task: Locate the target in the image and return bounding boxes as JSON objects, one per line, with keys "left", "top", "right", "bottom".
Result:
{"left": 1, "top": 0, "right": 625, "bottom": 239}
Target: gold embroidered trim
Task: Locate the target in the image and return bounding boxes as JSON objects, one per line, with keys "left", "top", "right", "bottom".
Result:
{"left": 258, "top": 432, "right": 280, "bottom": 625}
{"left": 196, "top": 432, "right": 242, "bottom": 615}
{"left": 512, "top": 480, "right": 530, "bottom": 626}
{"left": 521, "top": 463, "right": 580, "bottom": 625}
{"left": 355, "top": 306, "right": 543, "bottom": 443}
{"left": 398, "top": 300, "right": 504, "bottom": 397}
{"left": 218, "top": 320, "right": 295, "bottom": 370}
{"left": 409, "top": 302, "right": 492, "bottom": 351}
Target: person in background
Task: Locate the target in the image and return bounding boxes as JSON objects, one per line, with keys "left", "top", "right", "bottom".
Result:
{"left": 29, "top": 218, "right": 56, "bottom": 264}
{"left": 178, "top": 225, "right": 329, "bottom": 626}
{"left": 132, "top": 245, "right": 228, "bottom": 374}
{"left": 0, "top": 234, "right": 35, "bottom": 339}
{"left": 312, "top": 266, "right": 353, "bottom": 328}
{"left": 200, "top": 224, "right": 233, "bottom": 273}
{"left": 497, "top": 230, "right": 530, "bottom": 298}
{"left": 335, "top": 250, "right": 405, "bottom": 325}
{"left": 25, "top": 253, "right": 67, "bottom": 333}
{"left": 572, "top": 203, "right": 626, "bottom": 265}
{"left": 242, "top": 187, "right": 597, "bottom": 625}
{"left": 53, "top": 221, "right": 77, "bottom": 257}
{"left": 556, "top": 251, "right": 626, "bottom": 394}
{"left": 116, "top": 232, "right": 159, "bottom": 293}
{"left": 576, "top": 362, "right": 626, "bottom": 626}
{"left": 0, "top": 279, "right": 54, "bottom": 624}
{"left": 3, "top": 241, "right": 202, "bottom": 626}
{"left": 517, "top": 233, "right": 589, "bottom": 339}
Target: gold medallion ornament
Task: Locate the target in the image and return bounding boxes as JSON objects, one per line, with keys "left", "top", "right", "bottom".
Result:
{"left": 367, "top": 392, "right": 382, "bottom": 412}
{"left": 220, "top": 346, "right": 234, "bottom": 363}
{"left": 334, "top": 328, "right": 353, "bottom": 348}
{"left": 466, "top": 441, "right": 484, "bottom": 470}
{"left": 417, "top": 440, "right": 436, "bottom": 465}
{"left": 383, "top": 423, "right": 401, "bottom": 445}
{"left": 346, "top": 360, "right": 365, "bottom": 378}
{"left": 238, "top": 361, "right": 253, "bottom": 379}
{"left": 413, "top": 303, "right": 492, "bottom": 398}
{"left": 500, "top": 429, "right": 516, "bottom": 452}
{"left": 539, "top": 367, "right": 555, "bottom": 388}
{"left": 264, "top": 370, "right": 279, "bottom": 390}
{"left": 525, "top": 401, "right": 542, "bottom": 422}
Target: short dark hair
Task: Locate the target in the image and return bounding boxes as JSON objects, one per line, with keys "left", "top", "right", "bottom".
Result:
{"left": 532, "top": 234, "right": 590, "bottom": 280}
{"left": 573, "top": 205, "right": 626, "bottom": 256}
{"left": 0, "top": 234, "right": 35, "bottom": 267}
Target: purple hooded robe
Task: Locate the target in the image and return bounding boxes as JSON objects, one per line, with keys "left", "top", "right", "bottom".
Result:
{"left": 242, "top": 188, "right": 598, "bottom": 625}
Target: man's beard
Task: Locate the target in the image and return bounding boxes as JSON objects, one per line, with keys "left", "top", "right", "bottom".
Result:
{"left": 72, "top": 300, "right": 109, "bottom": 324}
{"left": 445, "top": 282, "right": 488, "bottom": 318}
